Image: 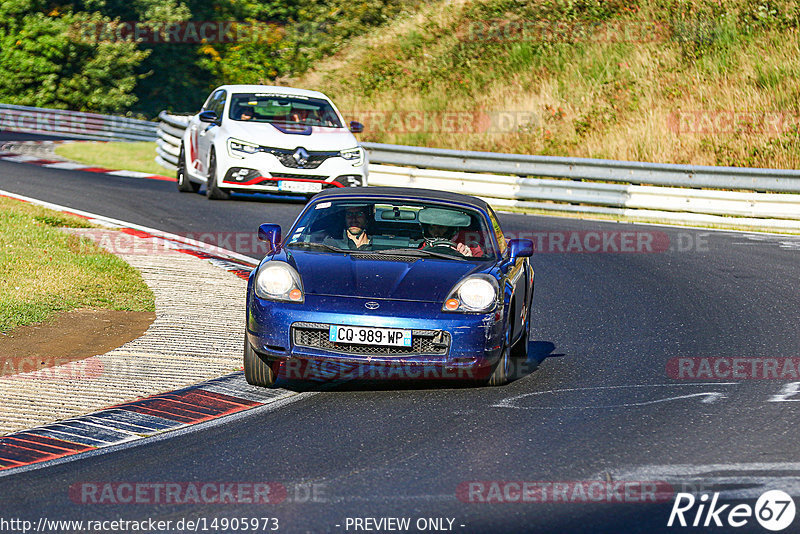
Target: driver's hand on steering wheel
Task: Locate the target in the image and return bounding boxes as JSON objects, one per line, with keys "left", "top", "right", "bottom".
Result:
{"left": 455, "top": 242, "right": 472, "bottom": 257}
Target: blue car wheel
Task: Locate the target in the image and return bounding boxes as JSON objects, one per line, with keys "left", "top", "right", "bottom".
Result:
{"left": 244, "top": 335, "right": 277, "bottom": 387}
{"left": 511, "top": 311, "right": 531, "bottom": 361}
{"left": 488, "top": 342, "right": 511, "bottom": 386}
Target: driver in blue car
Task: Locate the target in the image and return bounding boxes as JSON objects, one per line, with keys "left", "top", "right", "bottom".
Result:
{"left": 418, "top": 207, "right": 483, "bottom": 257}
{"left": 324, "top": 204, "right": 373, "bottom": 250}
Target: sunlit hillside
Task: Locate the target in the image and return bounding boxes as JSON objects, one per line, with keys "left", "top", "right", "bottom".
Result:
{"left": 288, "top": 0, "right": 800, "bottom": 168}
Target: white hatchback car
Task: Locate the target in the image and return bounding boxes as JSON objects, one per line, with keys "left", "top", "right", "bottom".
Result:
{"left": 177, "top": 85, "right": 367, "bottom": 200}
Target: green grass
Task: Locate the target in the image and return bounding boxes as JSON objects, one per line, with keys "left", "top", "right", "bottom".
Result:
{"left": 54, "top": 141, "right": 167, "bottom": 176}
{"left": 0, "top": 197, "right": 155, "bottom": 333}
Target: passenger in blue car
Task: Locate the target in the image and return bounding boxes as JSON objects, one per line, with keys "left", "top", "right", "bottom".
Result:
{"left": 324, "top": 205, "right": 373, "bottom": 250}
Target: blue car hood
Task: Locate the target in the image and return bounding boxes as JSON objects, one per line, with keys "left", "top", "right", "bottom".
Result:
{"left": 282, "top": 250, "right": 487, "bottom": 302}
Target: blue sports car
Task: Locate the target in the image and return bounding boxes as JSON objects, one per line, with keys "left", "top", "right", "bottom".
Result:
{"left": 244, "top": 187, "right": 534, "bottom": 386}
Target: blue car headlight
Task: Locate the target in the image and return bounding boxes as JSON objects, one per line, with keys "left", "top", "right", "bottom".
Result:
{"left": 443, "top": 274, "right": 498, "bottom": 313}
{"left": 255, "top": 262, "right": 304, "bottom": 303}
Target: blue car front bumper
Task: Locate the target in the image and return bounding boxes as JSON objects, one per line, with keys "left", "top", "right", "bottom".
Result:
{"left": 247, "top": 293, "right": 506, "bottom": 378}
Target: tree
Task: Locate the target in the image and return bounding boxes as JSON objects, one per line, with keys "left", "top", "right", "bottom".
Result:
{"left": 0, "top": 9, "right": 148, "bottom": 113}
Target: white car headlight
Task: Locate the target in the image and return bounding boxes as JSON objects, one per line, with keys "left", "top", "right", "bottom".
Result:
{"left": 228, "top": 138, "right": 261, "bottom": 158}
{"left": 340, "top": 147, "right": 364, "bottom": 167}
{"left": 255, "top": 262, "right": 304, "bottom": 302}
{"left": 443, "top": 274, "right": 498, "bottom": 313}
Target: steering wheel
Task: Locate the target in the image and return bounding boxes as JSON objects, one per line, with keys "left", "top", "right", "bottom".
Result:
{"left": 423, "top": 238, "right": 465, "bottom": 255}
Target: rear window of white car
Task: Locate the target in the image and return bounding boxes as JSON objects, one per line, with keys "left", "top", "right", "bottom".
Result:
{"left": 228, "top": 93, "right": 342, "bottom": 128}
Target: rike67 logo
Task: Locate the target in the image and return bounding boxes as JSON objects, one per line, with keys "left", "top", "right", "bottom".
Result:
{"left": 668, "top": 490, "right": 796, "bottom": 531}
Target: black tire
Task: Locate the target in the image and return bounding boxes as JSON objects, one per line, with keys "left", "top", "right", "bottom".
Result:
{"left": 176, "top": 144, "right": 200, "bottom": 193}
{"left": 205, "top": 151, "right": 230, "bottom": 200}
{"left": 511, "top": 312, "right": 530, "bottom": 361}
{"left": 487, "top": 342, "right": 511, "bottom": 386}
{"left": 244, "top": 336, "right": 277, "bottom": 387}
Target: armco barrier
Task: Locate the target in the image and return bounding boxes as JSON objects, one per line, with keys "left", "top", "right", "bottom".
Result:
{"left": 155, "top": 111, "right": 190, "bottom": 170}
{"left": 0, "top": 103, "right": 157, "bottom": 142}
{"left": 362, "top": 143, "right": 800, "bottom": 194}
{"left": 366, "top": 164, "right": 800, "bottom": 231}
{"left": 154, "top": 111, "right": 800, "bottom": 231}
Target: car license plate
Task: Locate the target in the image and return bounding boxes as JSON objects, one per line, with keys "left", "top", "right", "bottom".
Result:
{"left": 278, "top": 180, "right": 322, "bottom": 193}
{"left": 329, "top": 325, "right": 412, "bottom": 347}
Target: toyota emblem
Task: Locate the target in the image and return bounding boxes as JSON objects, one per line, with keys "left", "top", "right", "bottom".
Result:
{"left": 365, "top": 301, "right": 380, "bottom": 310}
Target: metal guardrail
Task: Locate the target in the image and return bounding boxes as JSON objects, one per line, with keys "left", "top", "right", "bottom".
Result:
{"left": 0, "top": 103, "right": 158, "bottom": 142}
{"left": 362, "top": 143, "right": 800, "bottom": 194}
{"left": 155, "top": 112, "right": 800, "bottom": 231}
{"left": 155, "top": 111, "right": 190, "bottom": 170}
{"left": 367, "top": 165, "right": 800, "bottom": 231}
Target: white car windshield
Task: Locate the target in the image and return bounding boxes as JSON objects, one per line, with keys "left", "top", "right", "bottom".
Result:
{"left": 228, "top": 93, "right": 342, "bottom": 128}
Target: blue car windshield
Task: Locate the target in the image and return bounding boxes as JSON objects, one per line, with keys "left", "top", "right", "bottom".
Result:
{"left": 285, "top": 199, "right": 498, "bottom": 260}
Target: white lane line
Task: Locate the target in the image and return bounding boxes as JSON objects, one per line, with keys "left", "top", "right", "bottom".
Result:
{"left": 609, "top": 463, "right": 800, "bottom": 477}
{"left": 596, "top": 463, "right": 800, "bottom": 499}
{"left": 492, "top": 383, "right": 738, "bottom": 409}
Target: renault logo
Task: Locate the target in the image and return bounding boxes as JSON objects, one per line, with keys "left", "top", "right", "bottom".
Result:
{"left": 292, "top": 147, "right": 309, "bottom": 167}
{"left": 365, "top": 301, "right": 380, "bottom": 310}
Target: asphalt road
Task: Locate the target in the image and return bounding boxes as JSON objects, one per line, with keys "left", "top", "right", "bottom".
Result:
{"left": 1, "top": 145, "right": 800, "bottom": 533}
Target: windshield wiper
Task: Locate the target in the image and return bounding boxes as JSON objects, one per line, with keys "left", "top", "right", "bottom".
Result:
{"left": 373, "top": 248, "right": 460, "bottom": 261}
{"left": 286, "top": 242, "right": 349, "bottom": 253}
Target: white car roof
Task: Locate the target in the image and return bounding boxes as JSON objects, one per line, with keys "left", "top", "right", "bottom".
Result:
{"left": 213, "top": 85, "right": 331, "bottom": 101}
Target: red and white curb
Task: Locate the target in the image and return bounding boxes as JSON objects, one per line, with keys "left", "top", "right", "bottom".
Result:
{"left": 0, "top": 375, "right": 302, "bottom": 473}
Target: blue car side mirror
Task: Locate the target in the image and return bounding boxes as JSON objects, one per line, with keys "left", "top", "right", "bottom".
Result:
{"left": 349, "top": 121, "right": 364, "bottom": 133}
{"left": 501, "top": 239, "right": 533, "bottom": 271}
{"left": 258, "top": 223, "right": 281, "bottom": 253}
{"left": 508, "top": 239, "right": 534, "bottom": 259}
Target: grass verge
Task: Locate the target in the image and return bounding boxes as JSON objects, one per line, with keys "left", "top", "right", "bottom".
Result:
{"left": 54, "top": 141, "right": 167, "bottom": 176}
{"left": 0, "top": 196, "right": 156, "bottom": 333}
